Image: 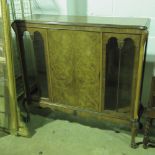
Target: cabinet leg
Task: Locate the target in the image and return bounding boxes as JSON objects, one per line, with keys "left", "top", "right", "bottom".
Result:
{"left": 131, "top": 119, "right": 138, "bottom": 148}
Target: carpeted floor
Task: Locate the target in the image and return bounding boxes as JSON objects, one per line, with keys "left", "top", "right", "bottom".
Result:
{"left": 0, "top": 114, "right": 154, "bottom": 155}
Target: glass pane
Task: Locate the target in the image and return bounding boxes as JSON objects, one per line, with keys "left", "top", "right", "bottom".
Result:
{"left": 33, "top": 32, "right": 48, "bottom": 98}
{"left": 117, "top": 38, "right": 135, "bottom": 112}
{"left": 104, "top": 37, "right": 135, "bottom": 114}
{"left": 23, "top": 31, "right": 48, "bottom": 99}
{"left": 105, "top": 37, "right": 119, "bottom": 110}
{"left": 23, "top": 31, "right": 36, "bottom": 86}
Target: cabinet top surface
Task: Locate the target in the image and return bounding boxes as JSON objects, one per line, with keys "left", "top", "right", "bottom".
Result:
{"left": 15, "top": 14, "right": 150, "bottom": 30}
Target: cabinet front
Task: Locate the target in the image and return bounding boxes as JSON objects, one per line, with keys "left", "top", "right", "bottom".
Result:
{"left": 48, "top": 30, "right": 102, "bottom": 111}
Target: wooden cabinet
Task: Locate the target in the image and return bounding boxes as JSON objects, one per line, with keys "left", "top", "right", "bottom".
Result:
{"left": 12, "top": 15, "right": 150, "bottom": 147}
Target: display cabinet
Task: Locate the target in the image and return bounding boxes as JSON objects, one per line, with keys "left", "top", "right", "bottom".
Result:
{"left": 12, "top": 15, "right": 150, "bottom": 147}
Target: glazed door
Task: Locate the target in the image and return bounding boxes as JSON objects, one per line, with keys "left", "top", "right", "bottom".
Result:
{"left": 103, "top": 33, "right": 141, "bottom": 115}
{"left": 19, "top": 28, "right": 49, "bottom": 100}
{"left": 48, "top": 30, "right": 102, "bottom": 111}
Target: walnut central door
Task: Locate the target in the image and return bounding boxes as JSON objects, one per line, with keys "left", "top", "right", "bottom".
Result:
{"left": 48, "top": 30, "right": 102, "bottom": 112}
